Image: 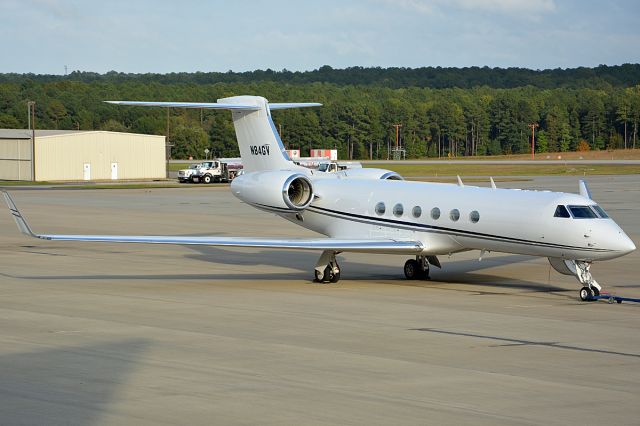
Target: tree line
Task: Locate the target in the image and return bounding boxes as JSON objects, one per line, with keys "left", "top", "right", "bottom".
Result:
{"left": 2, "top": 64, "right": 640, "bottom": 89}
{"left": 0, "top": 66, "right": 639, "bottom": 160}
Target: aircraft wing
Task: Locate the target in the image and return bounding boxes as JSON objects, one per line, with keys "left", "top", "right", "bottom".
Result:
{"left": 3, "top": 192, "right": 422, "bottom": 254}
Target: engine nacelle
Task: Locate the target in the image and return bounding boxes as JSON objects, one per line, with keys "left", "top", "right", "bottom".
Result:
{"left": 231, "top": 170, "right": 314, "bottom": 211}
{"left": 338, "top": 167, "right": 404, "bottom": 181}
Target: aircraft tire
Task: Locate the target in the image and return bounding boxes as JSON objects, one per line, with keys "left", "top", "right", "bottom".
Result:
{"left": 579, "top": 286, "right": 593, "bottom": 302}
{"left": 314, "top": 266, "right": 333, "bottom": 283}
{"left": 404, "top": 259, "right": 420, "bottom": 280}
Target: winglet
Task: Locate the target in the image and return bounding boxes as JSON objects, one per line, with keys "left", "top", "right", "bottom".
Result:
{"left": 579, "top": 180, "right": 592, "bottom": 199}
{"left": 2, "top": 191, "right": 38, "bottom": 238}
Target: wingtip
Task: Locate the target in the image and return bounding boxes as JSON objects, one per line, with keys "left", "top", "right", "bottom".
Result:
{"left": 3, "top": 191, "right": 37, "bottom": 238}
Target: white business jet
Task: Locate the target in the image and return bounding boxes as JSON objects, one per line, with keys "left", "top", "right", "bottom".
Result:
{"left": 3, "top": 96, "right": 636, "bottom": 301}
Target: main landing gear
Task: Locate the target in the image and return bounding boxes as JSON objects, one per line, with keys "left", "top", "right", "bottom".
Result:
{"left": 314, "top": 250, "right": 341, "bottom": 283}
{"left": 404, "top": 255, "right": 440, "bottom": 280}
{"left": 312, "top": 252, "right": 440, "bottom": 284}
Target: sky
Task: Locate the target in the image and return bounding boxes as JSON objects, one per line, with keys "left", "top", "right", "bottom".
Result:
{"left": 1, "top": 0, "right": 639, "bottom": 74}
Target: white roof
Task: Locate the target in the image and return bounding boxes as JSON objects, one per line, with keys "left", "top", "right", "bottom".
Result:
{"left": 0, "top": 129, "right": 159, "bottom": 139}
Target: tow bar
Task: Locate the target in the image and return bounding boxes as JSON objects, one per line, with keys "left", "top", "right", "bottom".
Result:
{"left": 587, "top": 293, "right": 640, "bottom": 304}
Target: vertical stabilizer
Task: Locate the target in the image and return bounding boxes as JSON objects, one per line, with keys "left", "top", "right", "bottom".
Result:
{"left": 218, "top": 96, "right": 296, "bottom": 172}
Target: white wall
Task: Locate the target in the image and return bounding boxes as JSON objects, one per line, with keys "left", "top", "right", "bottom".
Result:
{"left": 35, "top": 131, "right": 165, "bottom": 181}
{"left": 0, "top": 139, "right": 32, "bottom": 180}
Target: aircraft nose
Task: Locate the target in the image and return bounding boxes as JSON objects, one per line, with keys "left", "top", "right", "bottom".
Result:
{"left": 618, "top": 233, "right": 636, "bottom": 255}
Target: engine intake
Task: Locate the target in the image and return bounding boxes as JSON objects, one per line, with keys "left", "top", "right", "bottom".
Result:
{"left": 231, "top": 171, "right": 315, "bottom": 211}
{"left": 283, "top": 175, "right": 313, "bottom": 209}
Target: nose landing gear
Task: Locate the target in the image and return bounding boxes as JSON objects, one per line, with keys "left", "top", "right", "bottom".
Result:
{"left": 548, "top": 258, "right": 603, "bottom": 302}
{"left": 574, "top": 261, "right": 602, "bottom": 301}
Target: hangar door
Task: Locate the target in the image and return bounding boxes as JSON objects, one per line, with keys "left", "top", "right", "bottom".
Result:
{"left": 0, "top": 139, "right": 32, "bottom": 180}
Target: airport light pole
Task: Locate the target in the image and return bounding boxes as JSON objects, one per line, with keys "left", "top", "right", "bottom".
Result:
{"left": 392, "top": 124, "right": 402, "bottom": 160}
{"left": 393, "top": 124, "right": 402, "bottom": 149}
{"left": 27, "top": 101, "right": 36, "bottom": 181}
{"left": 528, "top": 123, "right": 539, "bottom": 160}
{"left": 166, "top": 108, "right": 171, "bottom": 178}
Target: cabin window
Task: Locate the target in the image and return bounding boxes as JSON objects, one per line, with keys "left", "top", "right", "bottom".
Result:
{"left": 569, "top": 205, "right": 597, "bottom": 219}
{"left": 554, "top": 205, "right": 571, "bottom": 218}
{"left": 375, "top": 202, "right": 386, "bottom": 216}
{"left": 393, "top": 203, "right": 404, "bottom": 217}
{"left": 412, "top": 206, "right": 422, "bottom": 218}
{"left": 450, "top": 209, "right": 460, "bottom": 222}
{"left": 469, "top": 210, "right": 480, "bottom": 223}
{"left": 431, "top": 207, "right": 441, "bottom": 220}
{"left": 591, "top": 205, "right": 609, "bottom": 218}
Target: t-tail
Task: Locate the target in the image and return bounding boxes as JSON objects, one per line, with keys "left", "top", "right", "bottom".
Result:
{"left": 105, "top": 96, "right": 321, "bottom": 172}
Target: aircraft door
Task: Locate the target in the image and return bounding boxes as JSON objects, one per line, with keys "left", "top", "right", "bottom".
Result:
{"left": 83, "top": 163, "right": 91, "bottom": 180}
{"left": 111, "top": 162, "right": 118, "bottom": 180}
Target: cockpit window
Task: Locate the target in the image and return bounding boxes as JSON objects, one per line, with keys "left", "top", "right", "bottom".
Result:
{"left": 568, "top": 205, "right": 597, "bottom": 219}
{"left": 554, "top": 205, "right": 571, "bottom": 218}
{"left": 591, "top": 205, "right": 609, "bottom": 219}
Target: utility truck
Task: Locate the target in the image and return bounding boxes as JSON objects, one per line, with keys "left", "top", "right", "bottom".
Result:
{"left": 191, "top": 160, "right": 243, "bottom": 184}
{"left": 177, "top": 163, "right": 204, "bottom": 183}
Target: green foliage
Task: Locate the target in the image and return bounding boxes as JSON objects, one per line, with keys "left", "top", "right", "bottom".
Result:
{"left": 100, "top": 119, "right": 128, "bottom": 132}
{"left": 0, "top": 66, "right": 639, "bottom": 158}
{"left": 170, "top": 125, "right": 209, "bottom": 159}
{"left": 2, "top": 64, "right": 639, "bottom": 89}
{"left": 0, "top": 113, "right": 19, "bottom": 128}
{"left": 536, "top": 130, "right": 549, "bottom": 153}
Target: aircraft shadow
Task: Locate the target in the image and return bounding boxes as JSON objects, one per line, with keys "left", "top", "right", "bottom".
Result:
{"left": 6, "top": 246, "right": 569, "bottom": 294}
{"left": 183, "top": 246, "right": 568, "bottom": 292}
{"left": 0, "top": 339, "right": 148, "bottom": 426}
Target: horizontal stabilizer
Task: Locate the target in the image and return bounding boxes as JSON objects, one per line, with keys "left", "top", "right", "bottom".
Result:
{"left": 104, "top": 101, "right": 261, "bottom": 110}
{"left": 269, "top": 103, "right": 323, "bottom": 110}
{"left": 105, "top": 101, "right": 322, "bottom": 111}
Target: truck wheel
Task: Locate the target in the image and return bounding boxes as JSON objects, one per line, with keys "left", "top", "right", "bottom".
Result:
{"left": 203, "top": 175, "right": 212, "bottom": 184}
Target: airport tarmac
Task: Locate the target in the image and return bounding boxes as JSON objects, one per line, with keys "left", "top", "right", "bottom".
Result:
{"left": 1, "top": 175, "right": 639, "bottom": 425}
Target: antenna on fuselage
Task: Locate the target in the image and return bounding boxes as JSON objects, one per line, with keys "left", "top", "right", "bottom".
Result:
{"left": 490, "top": 177, "right": 497, "bottom": 189}
{"left": 457, "top": 175, "right": 464, "bottom": 187}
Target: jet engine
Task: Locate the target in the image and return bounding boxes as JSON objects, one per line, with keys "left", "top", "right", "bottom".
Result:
{"left": 231, "top": 170, "right": 314, "bottom": 211}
